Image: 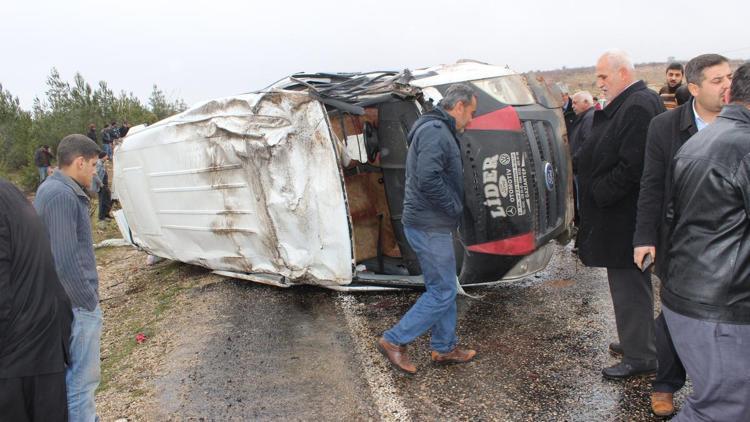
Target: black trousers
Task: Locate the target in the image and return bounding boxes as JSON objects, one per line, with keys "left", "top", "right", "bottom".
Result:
{"left": 652, "top": 311, "right": 686, "bottom": 393}
{"left": 97, "top": 186, "right": 111, "bottom": 221}
{"left": 606, "top": 267, "right": 656, "bottom": 364}
{"left": 0, "top": 372, "right": 67, "bottom": 422}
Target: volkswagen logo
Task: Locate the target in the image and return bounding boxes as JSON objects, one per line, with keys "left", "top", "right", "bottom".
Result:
{"left": 544, "top": 162, "right": 555, "bottom": 191}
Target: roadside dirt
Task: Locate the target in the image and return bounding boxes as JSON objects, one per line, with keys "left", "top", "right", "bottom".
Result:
{"left": 93, "top": 226, "right": 226, "bottom": 421}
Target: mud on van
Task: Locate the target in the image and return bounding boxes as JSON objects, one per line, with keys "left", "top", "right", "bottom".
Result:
{"left": 112, "top": 60, "right": 573, "bottom": 290}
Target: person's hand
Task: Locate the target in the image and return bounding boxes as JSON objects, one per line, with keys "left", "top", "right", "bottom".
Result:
{"left": 634, "top": 246, "right": 656, "bottom": 270}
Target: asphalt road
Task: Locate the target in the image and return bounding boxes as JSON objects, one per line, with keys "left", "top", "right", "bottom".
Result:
{"left": 153, "top": 243, "right": 687, "bottom": 421}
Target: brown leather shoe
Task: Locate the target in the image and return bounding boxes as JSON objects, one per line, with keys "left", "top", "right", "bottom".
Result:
{"left": 377, "top": 337, "right": 417, "bottom": 374}
{"left": 651, "top": 392, "right": 675, "bottom": 417}
{"left": 431, "top": 347, "right": 477, "bottom": 364}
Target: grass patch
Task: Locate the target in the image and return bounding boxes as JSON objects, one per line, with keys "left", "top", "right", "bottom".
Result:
{"left": 97, "top": 259, "right": 200, "bottom": 394}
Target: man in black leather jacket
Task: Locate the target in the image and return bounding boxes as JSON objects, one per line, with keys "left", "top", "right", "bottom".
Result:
{"left": 633, "top": 54, "right": 732, "bottom": 417}
{"left": 663, "top": 63, "right": 750, "bottom": 421}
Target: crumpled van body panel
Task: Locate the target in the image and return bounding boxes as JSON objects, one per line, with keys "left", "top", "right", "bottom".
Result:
{"left": 113, "top": 91, "right": 354, "bottom": 286}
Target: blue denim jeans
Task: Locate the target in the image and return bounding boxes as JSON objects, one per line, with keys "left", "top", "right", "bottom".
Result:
{"left": 38, "top": 166, "right": 48, "bottom": 183}
{"left": 384, "top": 226, "right": 458, "bottom": 353}
{"left": 67, "top": 306, "right": 102, "bottom": 422}
{"left": 102, "top": 143, "right": 112, "bottom": 160}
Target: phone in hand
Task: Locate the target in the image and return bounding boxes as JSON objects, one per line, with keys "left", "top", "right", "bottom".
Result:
{"left": 641, "top": 253, "right": 654, "bottom": 272}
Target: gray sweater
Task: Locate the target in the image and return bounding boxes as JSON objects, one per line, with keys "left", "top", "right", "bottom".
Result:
{"left": 34, "top": 171, "right": 99, "bottom": 311}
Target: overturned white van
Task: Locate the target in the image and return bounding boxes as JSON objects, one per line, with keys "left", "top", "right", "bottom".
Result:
{"left": 113, "top": 61, "right": 573, "bottom": 290}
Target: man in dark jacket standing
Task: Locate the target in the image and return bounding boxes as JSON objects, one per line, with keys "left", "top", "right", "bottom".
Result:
{"left": 570, "top": 91, "right": 596, "bottom": 160}
{"left": 558, "top": 83, "right": 576, "bottom": 135}
{"left": 663, "top": 63, "right": 750, "bottom": 421}
{"left": 0, "top": 178, "right": 72, "bottom": 421}
{"left": 101, "top": 123, "right": 112, "bottom": 160}
{"left": 86, "top": 123, "right": 97, "bottom": 144}
{"left": 576, "top": 50, "right": 665, "bottom": 379}
{"left": 377, "top": 84, "right": 477, "bottom": 374}
{"left": 33, "top": 145, "right": 54, "bottom": 183}
{"left": 633, "top": 54, "right": 732, "bottom": 417}
{"left": 569, "top": 90, "right": 595, "bottom": 226}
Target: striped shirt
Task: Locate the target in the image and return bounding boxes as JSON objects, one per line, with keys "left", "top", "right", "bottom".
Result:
{"left": 34, "top": 170, "right": 99, "bottom": 311}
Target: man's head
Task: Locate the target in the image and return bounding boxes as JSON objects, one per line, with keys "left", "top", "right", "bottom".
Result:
{"left": 57, "top": 134, "right": 101, "bottom": 187}
{"left": 596, "top": 49, "right": 636, "bottom": 101}
{"left": 728, "top": 63, "right": 750, "bottom": 107}
{"left": 110, "top": 120, "right": 117, "bottom": 126}
{"left": 571, "top": 91, "right": 594, "bottom": 115}
{"left": 104, "top": 123, "right": 109, "bottom": 129}
{"left": 98, "top": 151, "right": 108, "bottom": 162}
{"left": 441, "top": 83, "right": 478, "bottom": 131}
{"left": 685, "top": 54, "right": 732, "bottom": 114}
{"left": 88, "top": 123, "right": 96, "bottom": 130}
{"left": 665, "top": 62, "right": 684, "bottom": 88}
{"left": 557, "top": 82, "right": 570, "bottom": 104}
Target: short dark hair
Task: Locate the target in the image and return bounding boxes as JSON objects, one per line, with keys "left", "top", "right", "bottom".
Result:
{"left": 729, "top": 63, "right": 750, "bottom": 105}
{"left": 57, "top": 134, "right": 101, "bottom": 167}
{"left": 441, "top": 83, "right": 477, "bottom": 110}
{"left": 666, "top": 62, "right": 684, "bottom": 73}
{"left": 685, "top": 54, "right": 729, "bottom": 86}
{"left": 675, "top": 84, "right": 692, "bottom": 105}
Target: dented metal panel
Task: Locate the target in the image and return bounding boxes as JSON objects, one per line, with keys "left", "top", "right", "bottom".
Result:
{"left": 113, "top": 90, "right": 354, "bottom": 286}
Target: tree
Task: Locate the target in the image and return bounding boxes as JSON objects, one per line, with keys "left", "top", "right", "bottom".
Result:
{"left": 1, "top": 69, "right": 187, "bottom": 191}
{"left": 148, "top": 84, "right": 186, "bottom": 121}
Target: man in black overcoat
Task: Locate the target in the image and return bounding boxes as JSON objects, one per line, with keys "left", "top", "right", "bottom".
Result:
{"left": 576, "top": 50, "right": 665, "bottom": 379}
{"left": 0, "top": 178, "right": 72, "bottom": 421}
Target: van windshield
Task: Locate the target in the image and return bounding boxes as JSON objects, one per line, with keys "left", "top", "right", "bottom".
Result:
{"left": 471, "top": 75, "right": 536, "bottom": 106}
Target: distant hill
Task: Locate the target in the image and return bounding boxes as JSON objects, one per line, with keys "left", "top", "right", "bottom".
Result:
{"left": 537, "top": 60, "right": 746, "bottom": 98}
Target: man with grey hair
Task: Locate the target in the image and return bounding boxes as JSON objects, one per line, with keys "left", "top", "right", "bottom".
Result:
{"left": 570, "top": 91, "right": 595, "bottom": 158}
{"left": 576, "top": 50, "right": 665, "bottom": 379}
{"left": 377, "top": 84, "right": 477, "bottom": 374}
{"left": 35, "top": 134, "right": 102, "bottom": 421}
{"left": 557, "top": 82, "right": 576, "bottom": 134}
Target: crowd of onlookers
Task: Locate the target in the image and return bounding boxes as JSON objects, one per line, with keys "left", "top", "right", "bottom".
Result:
{"left": 563, "top": 52, "right": 749, "bottom": 420}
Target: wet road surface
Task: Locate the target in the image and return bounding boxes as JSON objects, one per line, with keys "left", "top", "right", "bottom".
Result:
{"left": 154, "top": 243, "right": 688, "bottom": 420}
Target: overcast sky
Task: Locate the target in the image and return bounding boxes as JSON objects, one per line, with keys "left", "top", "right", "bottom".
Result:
{"left": 3, "top": 0, "right": 749, "bottom": 109}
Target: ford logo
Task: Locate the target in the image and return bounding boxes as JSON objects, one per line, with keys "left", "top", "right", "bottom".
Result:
{"left": 544, "top": 162, "right": 555, "bottom": 191}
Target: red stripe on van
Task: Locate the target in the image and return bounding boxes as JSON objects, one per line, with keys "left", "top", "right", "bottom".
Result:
{"left": 465, "top": 107, "right": 522, "bottom": 131}
{"left": 467, "top": 232, "right": 535, "bottom": 256}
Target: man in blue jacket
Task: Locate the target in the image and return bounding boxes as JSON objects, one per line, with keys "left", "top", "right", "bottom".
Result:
{"left": 377, "top": 84, "right": 477, "bottom": 374}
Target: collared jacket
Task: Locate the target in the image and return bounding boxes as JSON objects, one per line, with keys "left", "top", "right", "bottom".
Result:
{"left": 401, "top": 107, "right": 464, "bottom": 232}
{"left": 0, "top": 179, "right": 72, "bottom": 378}
{"left": 633, "top": 99, "right": 698, "bottom": 279}
{"left": 664, "top": 105, "right": 750, "bottom": 324}
{"left": 576, "top": 81, "right": 665, "bottom": 268}
{"left": 562, "top": 97, "right": 576, "bottom": 135}
{"left": 34, "top": 170, "right": 99, "bottom": 311}
{"left": 569, "top": 107, "right": 595, "bottom": 165}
